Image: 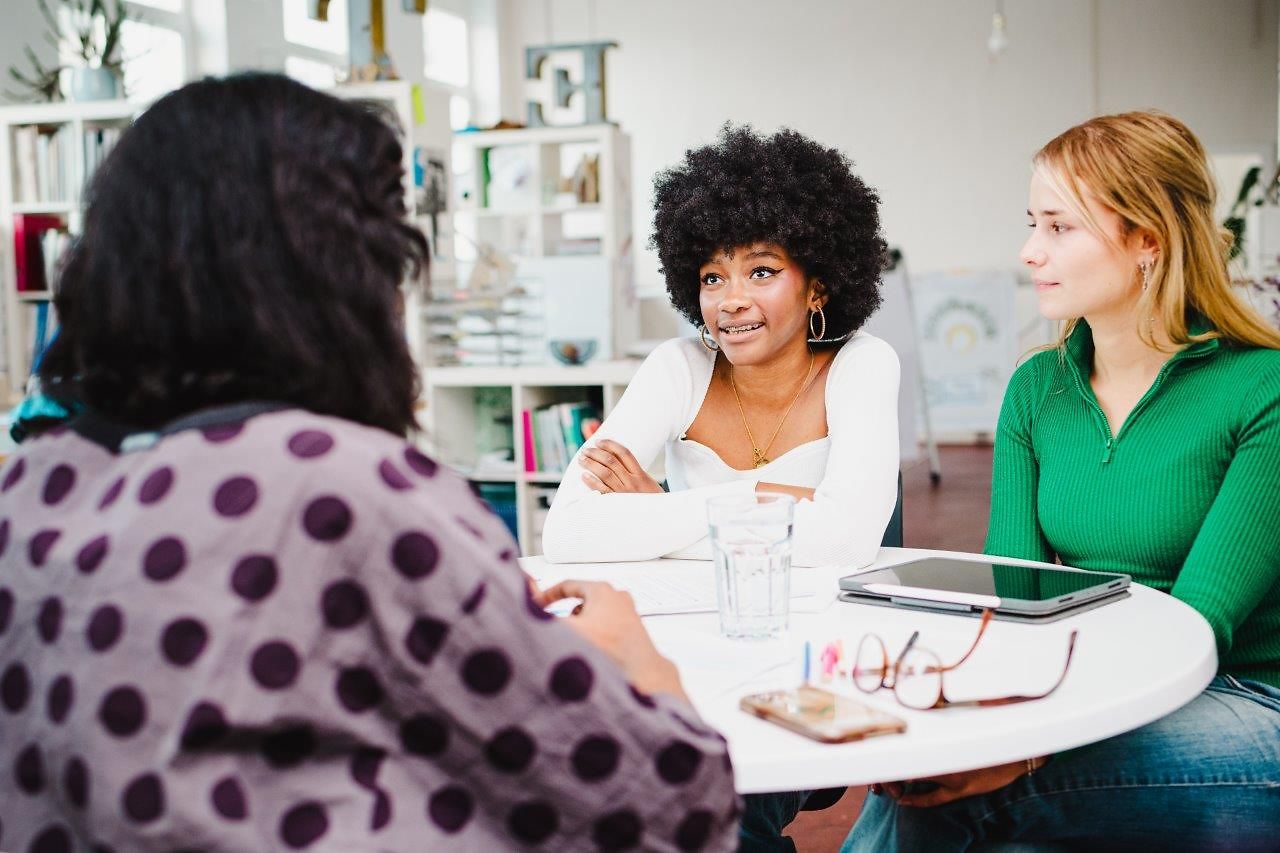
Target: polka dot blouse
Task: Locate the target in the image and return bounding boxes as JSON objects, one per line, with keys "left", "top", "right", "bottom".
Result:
{"left": 0, "top": 408, "right": 739, "bottom": 852}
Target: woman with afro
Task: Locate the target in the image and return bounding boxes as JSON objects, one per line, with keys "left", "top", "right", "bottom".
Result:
{"left": 542, "top": 124, "right": 900, "bottom": 569}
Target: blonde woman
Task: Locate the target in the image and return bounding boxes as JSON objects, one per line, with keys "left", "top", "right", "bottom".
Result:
{"left": 845, "top": 112, "right": 1280, "bottom": 850}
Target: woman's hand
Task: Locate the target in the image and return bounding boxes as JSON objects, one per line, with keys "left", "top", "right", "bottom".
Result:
{"left": 580, "top": 439, "right": 664, "bottom": 494}
{"left": 537, "top": 579, "right": 686, "bottom": 701}
{"left": 873, "top": 757, "right": 1048, "bottom": 807}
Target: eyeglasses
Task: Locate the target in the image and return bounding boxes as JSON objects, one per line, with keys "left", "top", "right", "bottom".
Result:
{"left": 851, "top": 609, "right": 1077, "bottom": 711}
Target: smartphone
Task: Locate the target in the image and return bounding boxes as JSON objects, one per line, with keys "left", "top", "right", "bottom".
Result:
{"left": 739, "top": 685, "right": 907, "bottom": 744}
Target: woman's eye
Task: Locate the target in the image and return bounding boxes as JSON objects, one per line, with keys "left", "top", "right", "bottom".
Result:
{"left": 750, "top": 266, "right": 780, "bottom": 279}
{"left": 1051, "top": 222, "right": 1069, "bottom": 234}
{"left": 700, "top": 273, "right": 723, "bottom": 286}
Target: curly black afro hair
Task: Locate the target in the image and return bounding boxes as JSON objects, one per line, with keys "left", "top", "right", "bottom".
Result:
{"left": 651, "top": 124, "right": 887, "bottom": 340}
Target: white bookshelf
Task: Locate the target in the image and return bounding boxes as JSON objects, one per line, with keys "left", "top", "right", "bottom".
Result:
{"left": 423, "top": 359, "right": 642, "bottom": 555}
{"left": 0, "top": 98, "right": 140, "bottom": 401}
{"left": 444, "top": 123, "right": 638, "bottom": 367}
{"left": 329, "top": 80, "right": 455, "bottom": 367}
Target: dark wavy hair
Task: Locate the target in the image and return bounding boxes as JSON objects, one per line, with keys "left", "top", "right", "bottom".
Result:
{"left": 40, "top": 73, "right": 427, "bottom": 434}
{"left": 651, "top": 124, "right": 886, "bottom": 340}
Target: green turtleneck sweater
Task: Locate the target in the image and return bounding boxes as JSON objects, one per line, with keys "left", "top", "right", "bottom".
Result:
{"left": 985, "top": 320, "right": 1280, "bottom": 689}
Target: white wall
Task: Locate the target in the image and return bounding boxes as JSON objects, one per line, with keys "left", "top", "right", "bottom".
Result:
{"left": 0, "top": 3, "right": 61, "bottom": 105}
{"left": 499, "top": 0, "right": 1279, "bottom": 300}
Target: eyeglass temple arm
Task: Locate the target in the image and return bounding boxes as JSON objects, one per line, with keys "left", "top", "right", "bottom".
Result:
{"left": 942, "top": 608, "right": 995, "bottom": 671}
{"left": 965, "top": 630, "right": 1079, "bottom": 708}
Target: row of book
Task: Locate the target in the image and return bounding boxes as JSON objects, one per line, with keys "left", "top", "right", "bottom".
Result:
{"left": 521, "top": 402, "right": 600, "bottom": 473}
{"left": 13, "top": 214, "right": 72, "bottom": 293}
{"left": 11, "top": 124, "right": 123, "bottom": 205}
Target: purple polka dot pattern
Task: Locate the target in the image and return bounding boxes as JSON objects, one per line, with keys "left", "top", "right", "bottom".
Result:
{"left": 302, "top": 496, "right": 352, "bottom": 542}
{"left": 321, "top": 580, "right": 368, "bottom": 629}
{"left": 428, "top": 786, "right": 474, "bottom": 834}
{"left": 571, "top": 735, "right": 621, "bottom": 781}
{"left": 86, "top": 605, "right": 124, "bottom": 652}
{"left": 98, "top": 476, "right": 125, "bottom": 509}
{"left": 161, "top": 618, "right": 209, "bottom": 667}
{"left": 525, "top": 581, "right": 554, "bottom": 621}
{"left": 75, "top": 535, "right": 109, "bottom": 574}
{"left": 390, "top": 531, "right": 439, "bottom": 579}
{"left": 280, "top": 801, "right": 329, "bottom": 848}
{"left": 98, "top": 686, "right": 147, "bottom": 737}
{"left": 335, "top": 667, "right": 384, "bottom": 713}
{"left": 403, "top": 447, "right": 438, "bottom": 478}
{"left": 179, "top": 702, "right": 228, "bottom": 750}
{"left": 250, "top": 641, "right": 301, "bottom": 690}
{"left": 371, "top": 789, "right": 392, "bottom": 830}
{"left": 404, "top": 616, "right": 449, "bottom": 665}
{"left": 64, "top": 757, "right": 89, "bottom": 808}
{"left": 15, "top": 743, "right": 44, "bottom": 793}
{"left": 261, "top": 725, "right": 316, "bottom": 769}
{"left": 36, "top": 596, "right": 62, "bottom": 643}
{"left": 0, "top": 518, "right": 9, "bottom": 558}
{"left": 121, "top": 772, "right": 165, "bottom": 823}
{"left": 461, "top": 582, "right": 486, "bottom": 614}
{"left": 28, "top": 824, "right": 70, "bottom": 853}
{"left": 211, "top": 776, "right": 248, "bottom": 820}
{"left": 230, "top": 555, "right": 278, "bottom": 601}
{"left": 202, "top": 422, "right": 244, "bottom": 443}
{"left": 675, "top": 810, "right": 714, "bottom": 851}
{"left": 138, "top": 467, "right": 174, "bottom": 505}
{"left": 46, "top": 675, "right": 73, "bottom": 724}
{"left": 656, "top": 741, "right": 703, "bottom": 785}
{"left": 462, "top": 648, "right": 512, "bottom": 696}
{"left": 350, "top": 748, "right": 385, "bottom": 789}
{"left": 1, "top": 662, "right": 30, "bottom": 712}
{"left": 400, "top": 714, "right": 449, "bottom": 758}
{"left": 287, "top": 430, "right": 334, "bottom": 459}
{"left": 498, "top": 548, "right": 515, "bottom": 563}
{"left": 0, "top": 587, "right": 12, "bottom": 635}
{"left": 549, "top": 657, "right": 594, "bottom": 702}
{"left": 629, "top": 685, "right": 657, "bottom": 709}
{"left": 1, "top": 457, "right": 25, "bottom": 491}
{"left": 29, "top": 529, "right": 61, "bottom": 567}
{"left": 378, "top": 459, "right": 413, "bottom": 491}
{"left": 485, "top": 727, "right": 536, "bottom": 774}
{"left": 593, "top": 810, "right": 643, "bottom": 850}
{"left": 42, "top": 464, "right": 76, "bottom": 505}
{"left": 142, "top": 536, "right": 187, "bottom": 581}
{"left": 508, "top": 801, "right": 559, "bottom": 845}
{"left": 213, "top": 476, "right": 258, "bottom": 518}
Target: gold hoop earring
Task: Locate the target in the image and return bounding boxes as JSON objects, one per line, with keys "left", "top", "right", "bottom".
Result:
{"left": 808, "top": 306, "right": 827, "bottom": 343}
{"left": 1140, "top": 261, "right": 1151, "bottom": 292}
{"left": 699, "top": 324, "right": 720, "bottom": 352}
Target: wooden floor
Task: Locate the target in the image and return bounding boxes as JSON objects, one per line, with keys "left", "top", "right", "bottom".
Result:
{"left": 787, "top": 444, "right": 995, "bottom": 851}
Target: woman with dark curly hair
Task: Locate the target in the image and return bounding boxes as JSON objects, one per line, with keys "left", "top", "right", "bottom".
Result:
{"left": 0, "top": 75, "right": 740, "bottom": 851}
{"left": 543, "top": 124, "right": 900, "bottom": 568}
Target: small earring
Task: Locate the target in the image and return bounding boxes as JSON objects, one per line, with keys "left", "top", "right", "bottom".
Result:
{"left": 808, "top": 306, "right": 827, "bottom": 343}
{"left": 699, "top": 324, "right": 720, "bottom": 352}
{"left": 1140, "top": 261, "right": 1151, "bottom": 292}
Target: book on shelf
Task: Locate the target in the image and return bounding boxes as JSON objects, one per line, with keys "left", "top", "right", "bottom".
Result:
{"left": 12, "top": 125, "right": 74, "bottom": 204}
{"left": 83, "top": 126, "right": 123, "bottom": 181}
{"left": 522, "top": 401, "right": 601, "bottom": 474}
{"left": 13, "top": 214, "right": 69, "bottom": 292}
{"left": 28, "top": 301, "right": 59, "bottom": 375}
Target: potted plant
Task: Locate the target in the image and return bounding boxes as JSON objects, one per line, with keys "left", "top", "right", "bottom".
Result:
{"left": 5, "top": 0, "right": 130, "bottom": 102}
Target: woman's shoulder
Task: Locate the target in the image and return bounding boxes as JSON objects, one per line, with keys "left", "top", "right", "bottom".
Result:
{"left": 829, "top": 330, "right": 900, "bottom": 376}
{"left": 644, "top": 336, "right": 714, "bottom": 373}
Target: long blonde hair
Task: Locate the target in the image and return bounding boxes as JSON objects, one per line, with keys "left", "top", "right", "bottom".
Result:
{"left": 1034, "top": 110, "right": 1280, "bottom": 351}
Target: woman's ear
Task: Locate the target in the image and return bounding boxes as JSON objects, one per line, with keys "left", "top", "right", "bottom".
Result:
{"left": 809, "top": 280, "right": 829, "bottom": 310}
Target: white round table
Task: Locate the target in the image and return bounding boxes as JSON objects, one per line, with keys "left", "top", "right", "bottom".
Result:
{"left": 527, "top": 547, "right": 1218, "bottom": 794}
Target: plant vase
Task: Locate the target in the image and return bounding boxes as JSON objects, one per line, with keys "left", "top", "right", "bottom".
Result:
{"left": 68, "top": 67, "right": 119, "bottom": 102}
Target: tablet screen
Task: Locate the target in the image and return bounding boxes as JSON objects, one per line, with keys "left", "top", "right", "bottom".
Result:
{"left": 849, "top": 558, "right": 1125, "bottom": 602}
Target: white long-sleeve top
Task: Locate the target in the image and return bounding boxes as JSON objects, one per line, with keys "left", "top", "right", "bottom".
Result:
{"left": 541, "top": 332, "right": 900, "bottom": 567}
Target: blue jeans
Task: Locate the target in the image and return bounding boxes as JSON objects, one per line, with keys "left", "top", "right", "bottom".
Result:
{"left": 739, "top": 790, "right": 811, "bottom": 852}
{"left": 842, "top": 675, "right": 1280, "bottom": 852}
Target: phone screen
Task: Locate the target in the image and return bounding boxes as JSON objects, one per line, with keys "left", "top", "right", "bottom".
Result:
{"left": 740, "top": 685, "right": 906, "bottom": 743}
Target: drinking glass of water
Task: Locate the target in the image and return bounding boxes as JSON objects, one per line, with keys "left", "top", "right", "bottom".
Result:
{"left": 706, "top": 492, "right": 795, "bottom": 640}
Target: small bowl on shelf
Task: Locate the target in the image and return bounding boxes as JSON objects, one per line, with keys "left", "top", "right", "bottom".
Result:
{"left": 548, "top": 338, "right": 598, "bottom": 366}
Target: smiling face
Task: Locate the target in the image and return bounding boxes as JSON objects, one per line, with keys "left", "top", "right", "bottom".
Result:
{"left": 1021, "top": 171, "right": 1155, "bottom": 323}
{"left": 698, "top": 243, "right": 823, "bottom": 366}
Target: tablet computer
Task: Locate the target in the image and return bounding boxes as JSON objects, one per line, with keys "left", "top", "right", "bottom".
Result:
{"left": 838, "top": 557, "right": 1130, "bottom": 620}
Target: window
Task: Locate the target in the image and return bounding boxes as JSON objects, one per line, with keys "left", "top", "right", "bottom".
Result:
{"left": 423, "top": 8, "right": 470, "bottom": 89}
{"left": 283, "top": 0, "right": 349, "bottom": 55}
{"left": 119, "top": 0, "right": 188, "bottom": 100}
{"left": 285, "top": 56, "right": 340, "bottom": 91}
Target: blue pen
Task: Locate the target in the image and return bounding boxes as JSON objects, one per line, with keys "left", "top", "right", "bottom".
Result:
{"left": 803, "top": 641, "right": 811, "bottom": 684}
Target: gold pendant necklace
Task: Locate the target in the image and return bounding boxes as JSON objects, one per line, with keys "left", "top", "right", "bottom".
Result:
{"left": 729, "top": 351, "right": 816, "bottom": 468}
